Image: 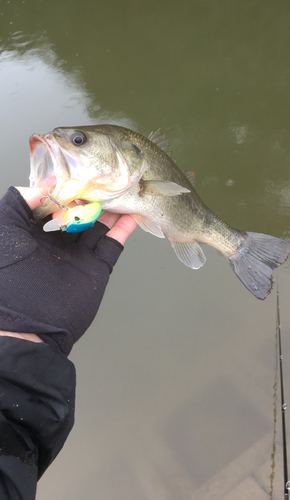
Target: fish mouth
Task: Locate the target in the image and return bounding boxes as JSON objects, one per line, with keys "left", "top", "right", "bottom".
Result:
{"left": 29, "top": 134, "right": 57, "bottom": 187}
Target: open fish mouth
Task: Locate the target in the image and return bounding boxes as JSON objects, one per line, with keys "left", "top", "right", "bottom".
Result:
{"left": 29, "top": 134, "right": 57, "bottom": 187}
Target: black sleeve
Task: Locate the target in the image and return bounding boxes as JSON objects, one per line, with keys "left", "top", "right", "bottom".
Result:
{"left": 0, "top": 337, "right": 76, "bottom": 500}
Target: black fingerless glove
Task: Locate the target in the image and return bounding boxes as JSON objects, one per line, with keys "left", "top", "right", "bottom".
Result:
{"left": 0, "top": 187, "right": 124, "bottom": 356}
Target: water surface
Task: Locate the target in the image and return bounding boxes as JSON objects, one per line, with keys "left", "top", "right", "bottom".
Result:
{"left": 1, "top": 1, "right": 290, "bottom": 498}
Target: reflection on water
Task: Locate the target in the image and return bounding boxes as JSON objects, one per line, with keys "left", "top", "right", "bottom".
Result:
{"left": 1, "top": 1, "right": 290, "bottom": 499}
{"left": 1, "top": 30, "right": 49, "bottom": 55}
{"left": 0, "top": 34, "right": 136, "bottom": 129}
{"left": 0, "top": 43, "right": 90, "bottom": 113}
{"left": 229, "top": 121, "right": 254, "bottom": 146}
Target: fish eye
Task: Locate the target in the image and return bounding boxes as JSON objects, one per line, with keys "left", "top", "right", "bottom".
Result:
{"left": 71, "top": 132, "right": 87, "bottom": 146}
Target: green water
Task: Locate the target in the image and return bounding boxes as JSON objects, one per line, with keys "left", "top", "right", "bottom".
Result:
{"left": 1, "top": 1, "right": 290, "bottom": 498}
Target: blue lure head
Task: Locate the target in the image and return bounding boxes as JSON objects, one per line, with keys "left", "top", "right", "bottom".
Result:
{"left": 63, "top": 202, "right": 103, "bottom": 232}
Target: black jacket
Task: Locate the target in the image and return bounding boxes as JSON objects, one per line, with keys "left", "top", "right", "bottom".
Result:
{"left": 0, "top": 337, "right": 76, "bottom": 500}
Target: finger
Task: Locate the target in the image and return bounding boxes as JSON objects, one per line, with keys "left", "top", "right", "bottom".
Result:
{"left": 97, "top": 211, "right": 122, "bottom": 229}
{"left": 106, "top": 214, "right": 137, "bottom": 245}
{"left": 15, "top": 186, "right": 52, "bottom": 211}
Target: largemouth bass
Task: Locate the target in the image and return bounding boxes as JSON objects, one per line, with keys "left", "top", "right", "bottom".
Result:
{"left": 29, "top": 125, "right": 290, "bottom": 300}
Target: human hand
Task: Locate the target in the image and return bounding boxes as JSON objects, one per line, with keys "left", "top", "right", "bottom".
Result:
{"left": 0, "top": 186, "right": 137, "bottom": 355}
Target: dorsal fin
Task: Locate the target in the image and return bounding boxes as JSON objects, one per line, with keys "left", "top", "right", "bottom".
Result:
{"left": 183, "top": 171, "right": 195, "bottom": 187}
{"left": 148, "top": 129, "right": 173, "bottom": 158}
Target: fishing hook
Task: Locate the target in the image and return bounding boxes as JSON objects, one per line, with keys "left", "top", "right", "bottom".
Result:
{"left": 40, "top": 187, "right": 70, "bottom": 211}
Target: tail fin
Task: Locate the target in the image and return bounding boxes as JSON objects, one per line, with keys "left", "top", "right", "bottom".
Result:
{"left": 227, "top": 232, "right": 290, "bottom": 299}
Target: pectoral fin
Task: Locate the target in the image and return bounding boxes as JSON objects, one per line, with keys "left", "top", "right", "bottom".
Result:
{"left": 140, "top": 180, "right": 190, "bottom": 196}
{"left": 132, "top": 214, "right": 165, "bottom": 238}
{"left": 169, "top": 239, "right": 206, "bottom": 269}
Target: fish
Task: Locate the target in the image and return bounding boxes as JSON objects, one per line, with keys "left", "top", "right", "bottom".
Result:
{"left": 29, "top": 124, "right": 290, "bottom": 300}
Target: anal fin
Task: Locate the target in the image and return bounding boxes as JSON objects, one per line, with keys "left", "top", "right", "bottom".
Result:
{"left": 169, "top": 239, "right": 206, "bottom": 269}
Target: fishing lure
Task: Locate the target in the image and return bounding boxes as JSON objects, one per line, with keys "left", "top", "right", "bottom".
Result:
{"left": 41, "top": 192, "right": 102, "bottom": 233}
